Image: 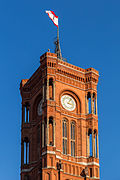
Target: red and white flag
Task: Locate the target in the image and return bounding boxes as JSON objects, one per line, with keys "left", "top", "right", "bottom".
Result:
{"left": 45, "top": 10, "right": 58, "bottom": 27}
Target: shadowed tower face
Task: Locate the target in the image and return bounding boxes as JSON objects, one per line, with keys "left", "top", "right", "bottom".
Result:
{"left": 20, "top": 52, "right": 100, "bottom": 180}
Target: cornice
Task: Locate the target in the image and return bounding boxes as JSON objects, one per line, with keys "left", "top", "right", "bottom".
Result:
{"left": 58, "top": 62, "right": 99, "bottom": 76}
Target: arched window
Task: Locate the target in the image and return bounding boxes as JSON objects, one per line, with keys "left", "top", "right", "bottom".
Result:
{"left": 23, "top": 103, "right": 30, "bottom": 123}
{"left": 73, "top": 165, "right": 75, "bottom": 175}
{"left": 69, "top": 165, "right": 71, "bottom": 174}
{"left": 94, "top": 129, "right": 98, "bottom": 158}
{"left": 88, "top": 129, "right": 92, "bottom": 157}
{"left": 23, "top": 137, "right": 29, "bottom": 164}
{"left": 87, "top": 92, "right": 91, "bottom": 114}
{"left": 49, "top": 78, "right": 54, "bottom": 100}
{"left": 63, "top": 120, "right": 67, "bottom": 154}
{"left": 90, "top": 168, "right": 93, "bottom": 177}
{"left": 93, "top": 93, "right": 96, "bottom": 114}
{"left": 71, "top": 122, "right": 75, "bottom": 156}
{"left": 49, "top": 117, "right": 53, "bottom": 146}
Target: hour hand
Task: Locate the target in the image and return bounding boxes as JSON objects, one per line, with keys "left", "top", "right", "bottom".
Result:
{"left": 67, "top": 99, "right": 72, "bottom": 105}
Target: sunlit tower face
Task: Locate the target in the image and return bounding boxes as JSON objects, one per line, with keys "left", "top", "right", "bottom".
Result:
{"left": 20, "top": 52, "right": 100, "bottom": 180}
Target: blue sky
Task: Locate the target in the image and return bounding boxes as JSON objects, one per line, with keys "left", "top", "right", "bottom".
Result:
{"left": 0, "top": 0, "right": 120, "bottom": 179}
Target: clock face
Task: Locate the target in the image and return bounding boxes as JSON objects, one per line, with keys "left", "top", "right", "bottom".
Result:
{"left": 37, "top": 100, "right": 42, "bottom": 116}
{"left": 61, "top": 95, "right": 76, "bottom": 111}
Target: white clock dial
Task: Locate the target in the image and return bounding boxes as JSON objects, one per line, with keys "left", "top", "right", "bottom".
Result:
{"left": 61, "top": 95, "right": 76, "bottom": 111}
{"left": 37, "top": 100, "right": 42, "bottom": 116}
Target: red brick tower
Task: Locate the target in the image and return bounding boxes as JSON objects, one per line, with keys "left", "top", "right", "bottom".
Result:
{"left": 20, "top": 52, "right": 100, "bottom": 180}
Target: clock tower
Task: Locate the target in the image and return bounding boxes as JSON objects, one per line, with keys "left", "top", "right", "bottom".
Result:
{"left": 20, "top": 52, "right": 100, "bottom": 180}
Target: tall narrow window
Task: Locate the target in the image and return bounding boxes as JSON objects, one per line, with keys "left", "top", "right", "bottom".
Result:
{"left": 24, "top": 138, "right": 29, "bottom": 164}
{"left": 95, "top": 134, "right": 97, "bottom": 158}
{"left": 87, "top": 92, "right": 91, "bottom": 114}
{"left": 73, "top": 165, "right": 75, "bottom": 175}
{"left": 90, "top": 168, "right": 93, "bottom": 177}
{"left": 94, "top": 130, "right": 98, "bottom": 158}
{"left": 49, "top": 117, "right": 53, "bottom": 146}
{"left": 93, "top": 93, "right": 96, "bottom": 114}
{"left": 94, "top": 97, "right": 96, "bottom": 114}
{"left": 49, "top": 78, "right": 53, "bottom": 100}
{"left": 63, "top": 120, "right": 67, "bottom": 155}
{"left": 24, "top": 142, "right": 26, "bottom": 163}
{"left": 88, "top": 129, "right": 92, "bottom": 157}
{"left": 88, "top": 97, "right": 91, "bottom": 113}
{"left": 90, "top": 134, "right": 92, "bottom": 157}
{"left": 71, "top": 122, "right": 75, "bottom": 156}
{"left": 24, "top": 104, "right": 30, "bottom": 123}
{"left": 27, "top": 142, "right": 29, "bottom": 164}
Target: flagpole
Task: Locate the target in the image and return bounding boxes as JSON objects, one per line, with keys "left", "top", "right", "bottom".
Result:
{"left": 56, "top": 25, "right": 62, "bottom": 59}
{"left": 46, "top": 10, "right": 63, "bottom": 60}
{"left": 57, "top": 26, "right": 59, "bottom": 42}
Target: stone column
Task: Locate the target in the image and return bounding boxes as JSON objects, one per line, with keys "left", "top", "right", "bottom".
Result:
{"left": 42, "top": 79, "right": 44, "bottom": 102}
{"left": 97, "top": 134, "right": 99, "bottom": 158}
{"left": 59, "top": 169, "right": 63, "bottom": 180}
{"left": 96, "top": 95, "right": 98, "bottom": 115}
{"left": 92, "top": 131, "right": 94, "bottom": 157}
{"left": 26, "top": 108, "right": 28, "bottom": 123}
{"left": 28, "top": 108, "right": 30, "bottom": 123}
{"left": 22, "top": 105, "right": 25, "bottom": 123}
{"left": 21, "top": 142, "right": 24, "bottom": 166}
{"left": 53, "top": 81, "right": 55, "bottom": 100}
{"left": 42, "top": 122, "right": 44, "bottom": 148}
{"left": 93, "top": 98, "right": 95, "bottom": 114}
{"left": 94, "top": 135, "right": 96, "bottom": 157}
{"left": 76, "top": 123, "right": 78, "bottom": 157}
{"left": 46, "top": 118, "right": 49, "bottom": 146}
{"left": 88, "top": 135, "right": 90, "bottom": 157}
{"left": 85, "top": 95, "right": 88, "bottom": 114}
{"left": 26, "top": 142, "right": 28, "bottom": 164}
{"left": 68, "top": 121, "right": 71, "bottom": 155}
{"left": 86, "top": 130, "right": 88, "bottom": 157}
{"left": 47, "top": 79, "right": 49, "bottom": 100}
{"left": 53, "top": 119, "right": 55, "bottom": 146}
{"left": 91, "top": 93, "right": 94, "bottom": 114}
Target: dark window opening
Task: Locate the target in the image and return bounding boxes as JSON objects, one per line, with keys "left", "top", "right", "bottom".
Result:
{"left": 71, "top": 122, "right": 75, "bottom": 156}
{"left": 63, "top": 120, "right": 67, "bottom": 155}
{"left": 90, "top": 168, "right": 92, "bottom": 177}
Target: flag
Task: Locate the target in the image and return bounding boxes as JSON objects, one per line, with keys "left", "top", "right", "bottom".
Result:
{"left": 45, "top": 10, "right": 58, "bottom": 27}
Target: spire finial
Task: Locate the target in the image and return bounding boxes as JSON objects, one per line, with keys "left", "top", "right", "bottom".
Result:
{"left": 54, "top": 27, "right": 62, "bottom": 59}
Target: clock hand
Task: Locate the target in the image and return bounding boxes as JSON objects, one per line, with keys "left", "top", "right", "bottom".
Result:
{"left": 67, "top": 100, "right": 73, "bottom": 105}
{"left": 68, "top": 99, "right": 72, "bottom": 103}
{"left": 67, "top": 102, "right": 73, "bottom": 106}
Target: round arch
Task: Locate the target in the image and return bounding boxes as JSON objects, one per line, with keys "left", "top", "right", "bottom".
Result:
{"left": 32, "top": 94, "right": 42, "bottom": 119}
